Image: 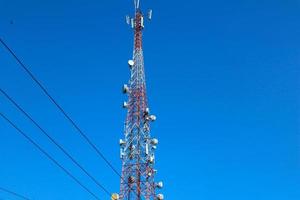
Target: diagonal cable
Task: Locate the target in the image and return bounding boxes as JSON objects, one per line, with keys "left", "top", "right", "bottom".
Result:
{"left": 0, "top": 186, "right": 30, "bottom": 200}
{"left": 0, "top": 88, "right": 111, "bottom": 197}
{"left": 0, "top": 112, "right": 100, "bottom": 200}
{"left": 0, "top": 38, "right": 141, "bottom": 197}
{"left": 0, "top": 38, "right": 122, "bottom": 179}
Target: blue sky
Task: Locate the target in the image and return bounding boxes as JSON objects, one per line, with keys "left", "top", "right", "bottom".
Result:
{"left": 0, "top": 0, "right": 299, "bottom": 199}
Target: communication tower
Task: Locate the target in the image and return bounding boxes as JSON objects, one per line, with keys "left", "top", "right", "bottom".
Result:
{"left": 117, "top": 1, "right": 163, "bottom": 200}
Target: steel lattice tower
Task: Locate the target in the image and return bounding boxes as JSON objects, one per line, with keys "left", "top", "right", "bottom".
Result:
{"left": 117, "top": 1, "right": 163, "bottom": 200}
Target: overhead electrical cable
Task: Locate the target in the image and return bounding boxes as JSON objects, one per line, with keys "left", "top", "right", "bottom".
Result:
{"left": 0, "top": 112, "right": 100, "bottom": 200}
{"left": 0, "top": 38, "right": 139, "bottom": 197}
{"left": 0, "top": 186, "right": 30, "bottom": 200}
{"left": 0, "top": 38, "right": 122, "bottom": 179}
{"left": 0, "top": 88, "right": 111, "bottom": 197}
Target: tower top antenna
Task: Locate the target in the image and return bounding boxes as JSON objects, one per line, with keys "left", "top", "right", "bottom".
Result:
{"left": 134, "top": 0, "right": 140, "bottom": 10}
{"left": 126, "top": 0, "right": 152, "bottom": 29}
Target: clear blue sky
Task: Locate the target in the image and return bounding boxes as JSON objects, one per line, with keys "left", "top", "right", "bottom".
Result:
{"left": 0, "top": 0, "right": 299, "bottom": 199}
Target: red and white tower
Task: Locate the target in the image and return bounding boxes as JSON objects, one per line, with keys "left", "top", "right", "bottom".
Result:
{"left": 118, "top": 1, "right": 163, "bottom": 200}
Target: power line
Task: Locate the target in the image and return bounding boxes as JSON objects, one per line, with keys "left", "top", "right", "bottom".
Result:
{"left": 0, "top": 186, "right": 30, "bottom": 200}
{"left": 0, "top": 112, "right": 100, "bottom": 200}
{"left": 0, "top": 38, "right": 140, "bottom": 197}
{"left": 0, "top": 38, "right": 122, "bottom": 179}
{"left": 0, "top": 88, "right": 111, "bottom": 197}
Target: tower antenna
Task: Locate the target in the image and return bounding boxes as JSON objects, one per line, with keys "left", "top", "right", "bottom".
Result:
{"left": 134, "top": 0, "right": 140, "bottom": 10}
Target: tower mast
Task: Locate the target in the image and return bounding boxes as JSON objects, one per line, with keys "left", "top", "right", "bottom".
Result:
{"left": 118, "top": 1, "right": 163, "bottom": 200}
